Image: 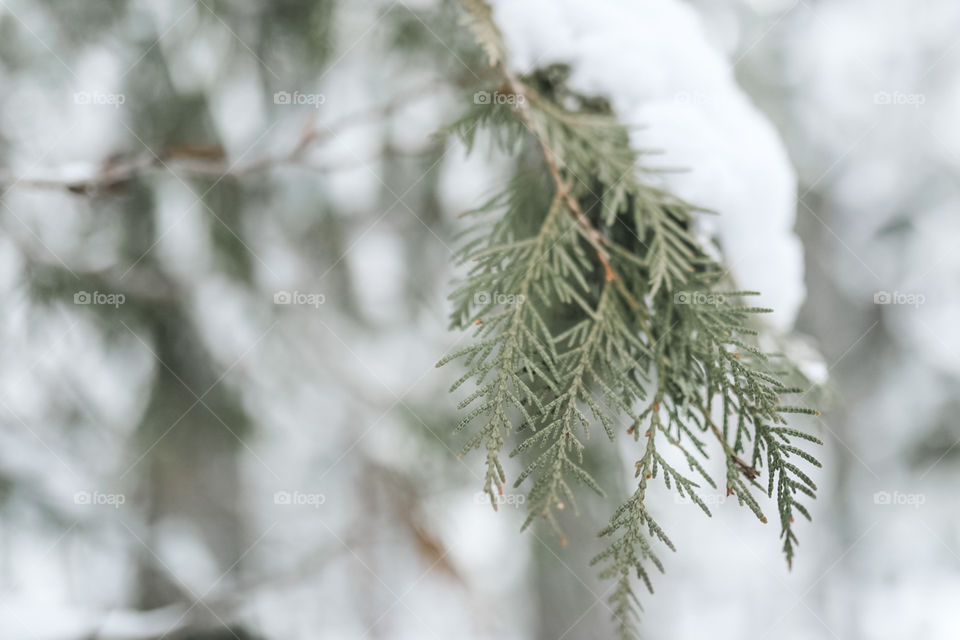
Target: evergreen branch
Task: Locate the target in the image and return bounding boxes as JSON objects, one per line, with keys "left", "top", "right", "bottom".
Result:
{"left": 592, "top": 403, "right": 671, "bottom": 636}
{"left": 442, "top": 13, "right": 823, "bottom": 636}
{"left": 511, "top": 283, "right": 651, "bottom": 540}
{"left": 438, "top": 192, "right": 577, "bottom": 507}
{"left": 755, "top": 422, "right": 823, "bottom": 567}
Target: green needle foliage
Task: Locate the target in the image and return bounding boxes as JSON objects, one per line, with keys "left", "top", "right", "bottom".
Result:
{"left": 438, "top": 4, "right": 823, "bottom": 637}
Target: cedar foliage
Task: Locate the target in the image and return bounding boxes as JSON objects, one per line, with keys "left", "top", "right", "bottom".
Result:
{"left": 438, "top": 4, "right": 822, "bottom": 637}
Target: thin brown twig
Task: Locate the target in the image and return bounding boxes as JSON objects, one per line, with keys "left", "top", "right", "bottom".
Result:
{"left": 699, "top": 404, "right": 761, "bottom": 481}
{"left": 504, "top": 75, "right": 620, "bottom": 284}
{"left": 0, "top": 80, "right": 448, "bottom": 196}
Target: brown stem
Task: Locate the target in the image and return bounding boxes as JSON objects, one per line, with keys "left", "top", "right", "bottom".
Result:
{"left": 700, "top": 404, "right": 760, "bottom": 481}
{"left": 505, "top": 75, "right": 619, "bottom": 284}
{"left": 0, "top": 80, "right": 448, "bottom": 195}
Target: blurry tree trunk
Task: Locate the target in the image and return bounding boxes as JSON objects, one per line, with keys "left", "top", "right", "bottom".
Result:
{"left": 135, "top": 304, "right": 252, "bottom": 609}
{"left": 112, "top": 31, "right": 255, "bottom": 612}
{"left": 533, "top": 448, "right": 628, "bottom": 640}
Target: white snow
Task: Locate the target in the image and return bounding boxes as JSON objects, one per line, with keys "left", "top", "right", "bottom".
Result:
{"left": 487, "top": 0, "right": 806, "bottom": 331}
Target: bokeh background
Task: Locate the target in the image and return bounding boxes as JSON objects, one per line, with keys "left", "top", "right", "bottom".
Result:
{"left": 0, "top": 0, "right": 957, "bottom": 638}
